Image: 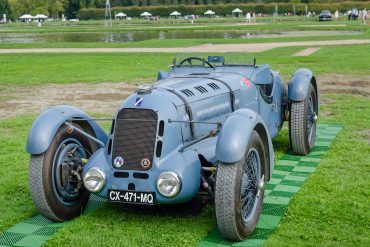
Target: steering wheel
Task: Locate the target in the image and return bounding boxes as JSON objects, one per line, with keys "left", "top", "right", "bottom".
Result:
{"left": 178, "top": 57, "right": 214, "bottom": 69}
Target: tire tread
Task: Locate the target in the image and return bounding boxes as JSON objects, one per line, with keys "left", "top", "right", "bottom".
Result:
{"left": 29, "top": 154, "right": 61, "bottom": 221}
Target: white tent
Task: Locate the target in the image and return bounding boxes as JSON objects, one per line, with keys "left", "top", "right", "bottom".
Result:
{"left": 34, "top": 14, "right": 48, "bottom": 22}
{"left": 204, "top": 10, "right": 215, "bottom": 18}
{"left": 232, "top": 8, "right": 243, "bottom": 17}
{"left": 170, "top": 11, "right": 181, "bottom": 18}
{"left": 19, "top": 14, "right": 34, "bottom": 22}
{"left": 140, "top": 12, "right": 152, "bottom": 19}
{"left": 34, "top": 14, "right": 48, "bottom": 18}
{"left": 115, "top": 12, "right": 127, "bottom": 20}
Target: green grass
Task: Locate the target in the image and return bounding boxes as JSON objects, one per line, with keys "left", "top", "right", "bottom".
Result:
{"left": 0, "top": 44, "right": 369, "bottom": 86}
{"left": 0, "top": 42, "right": 369, "bottom": 246}
{"left": 0, "top": 115, "right": 36, "bottom": 233}
{"left": 0, "top": 94, "right": 369, "bottom": 246}
{"left": 265, "top": 94, "right": 370, "bottom": 246}
{"left": 0, "top": 53, "right": 173, "bottom": 85}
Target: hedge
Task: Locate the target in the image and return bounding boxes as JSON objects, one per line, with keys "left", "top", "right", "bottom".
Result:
{"left": 78, "top": 2, "right": 370, "bottom": 20}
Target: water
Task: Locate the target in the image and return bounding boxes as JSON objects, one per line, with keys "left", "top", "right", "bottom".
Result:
{"left": 0, "top": 30, "right": 361, "bottom": 44}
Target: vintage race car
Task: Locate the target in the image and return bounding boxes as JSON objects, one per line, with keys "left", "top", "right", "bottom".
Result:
{"left": 26, "top": 55, "right": 319, "bottom": 241}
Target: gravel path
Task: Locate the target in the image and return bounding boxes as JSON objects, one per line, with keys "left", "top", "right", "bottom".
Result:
{"left": 0, "top": 39, "right": 369, "bottom": 53}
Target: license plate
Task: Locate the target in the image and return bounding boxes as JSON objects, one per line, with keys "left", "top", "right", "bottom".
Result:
{"left": 108, "top": 190, "right": 155, "bottom": 205}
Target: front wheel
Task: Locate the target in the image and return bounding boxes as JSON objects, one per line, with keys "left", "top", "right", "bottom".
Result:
{"left": 29, "top": 124, "right": 92, "bottom": 221}
{"left": 215, "top": 130, "right": 266, "bottom": 241}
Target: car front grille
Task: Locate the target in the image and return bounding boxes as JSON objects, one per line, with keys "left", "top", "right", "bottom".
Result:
{"left": 112, "top": 108, "right": 158, "bottom": 171}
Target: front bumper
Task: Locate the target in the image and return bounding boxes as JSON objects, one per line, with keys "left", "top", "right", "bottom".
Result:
{"left": 82, "top": 148, "right": 201, "bottom": 204}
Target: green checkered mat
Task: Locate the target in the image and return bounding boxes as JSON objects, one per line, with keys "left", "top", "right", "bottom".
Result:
{"left": 0, "top": 195, "right": 106, "bottom": 247}
{"left": 0, "top": 124, "right": 341, "bottom": 247}
{"left": 198, "top": 124, "right": 342, "bottom": 247}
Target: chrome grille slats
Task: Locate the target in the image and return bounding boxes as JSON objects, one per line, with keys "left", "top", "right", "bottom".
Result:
{"left": 112, "top": 109, "right": 158, "bottom": 171}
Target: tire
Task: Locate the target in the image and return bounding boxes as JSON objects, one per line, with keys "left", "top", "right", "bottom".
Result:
{"left": 215, "top": 130, "right": 266, "bottom": 241}
{"left": 29, "top": 124, "right": 92, "bottom": 221}
{"left": 289, "top": 84, "right": 318, "bottom": 155}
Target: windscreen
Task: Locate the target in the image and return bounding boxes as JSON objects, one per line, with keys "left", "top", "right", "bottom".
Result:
{"left": 174, "top": 52, "right": 256, "bottom": 67}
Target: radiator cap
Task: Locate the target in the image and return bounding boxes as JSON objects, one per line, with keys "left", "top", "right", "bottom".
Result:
{"left": 137, "top": 84, "right": 153, "bottom": 94}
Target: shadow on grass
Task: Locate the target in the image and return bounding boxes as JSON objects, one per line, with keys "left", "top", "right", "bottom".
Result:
{"left": 108, "top": 196, "right": 209, "bottom": 218}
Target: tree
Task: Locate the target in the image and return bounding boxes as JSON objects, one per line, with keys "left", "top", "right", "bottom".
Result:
{"left": 0, "top": 0, "right": 11, "bottom": 19}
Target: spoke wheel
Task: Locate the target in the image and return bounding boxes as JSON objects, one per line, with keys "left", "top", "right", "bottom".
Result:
{"left": 215, "top": 130, "right": 266, "bottom": 241}
{"left": 241, "top": 148, "right": 261, "bottom": 223}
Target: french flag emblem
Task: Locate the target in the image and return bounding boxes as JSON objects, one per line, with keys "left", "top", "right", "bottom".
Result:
{"left": 135, "top": 97, "right": 143, "bottom": 107}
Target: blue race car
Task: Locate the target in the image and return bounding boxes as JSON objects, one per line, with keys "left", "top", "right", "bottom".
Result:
{"left": 27, "top": 55, "right": 319, "bottom": 240}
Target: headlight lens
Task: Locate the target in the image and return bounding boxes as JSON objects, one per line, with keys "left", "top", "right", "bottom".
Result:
{"left": 156, "top": 171, "right": 181, "bottom": 197}
{"left": 83, "top": 168, "right": 106, "bottom": 193}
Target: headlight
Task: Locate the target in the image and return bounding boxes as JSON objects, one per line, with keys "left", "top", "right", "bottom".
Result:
{"left": 156, "top": 171, "right": 181, "bottom": 197}
{"left": 83, "top": 168, "right": 106, "bottom": 193}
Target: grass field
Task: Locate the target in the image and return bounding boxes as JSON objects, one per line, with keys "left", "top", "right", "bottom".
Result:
{"left": 0, "top": 44, "right": 369, "bottom": 86}
{"left": 0, "top": 93, "right": 369, "bottom": 246}
{"left": 0, "top": 18, "right": 369, "bottom": 246}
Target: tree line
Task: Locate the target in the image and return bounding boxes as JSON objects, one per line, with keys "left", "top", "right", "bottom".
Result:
{"left": 80, "top": 2, "right": 370, "bottom": 19}
{"left": 0, "top": 0, "right": 369, "bottom": 19}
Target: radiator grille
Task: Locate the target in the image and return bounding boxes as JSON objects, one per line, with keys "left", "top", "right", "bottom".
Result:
{"left": 112, "top": 108, "right": 158, "bottom": 171}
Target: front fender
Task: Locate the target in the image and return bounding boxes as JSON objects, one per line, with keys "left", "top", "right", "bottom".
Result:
{"left": 288, "top": 68, "right": 318, "bottom": 102}
{"left": 216, "top": 109, "right": 274, "bottom": 180}
{"left": 26, "top": 105, "right": 108, "bottom": 155}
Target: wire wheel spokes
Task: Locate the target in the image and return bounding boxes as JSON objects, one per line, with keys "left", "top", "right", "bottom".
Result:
{"left": 307, "top": 96, "right": 315, "bottom": 144}
{"left": 240, "top": 148, "right": 261, "bottom": 223}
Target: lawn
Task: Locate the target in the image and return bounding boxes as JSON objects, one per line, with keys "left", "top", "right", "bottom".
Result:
{"left": 0, "top": 44, "right": 369, "bottom": 86}
{"left": 0, "top": 94, "right": 369, "bottom": 246}
{"left": 0, "top": 45, "right": 369, "bottom": 246}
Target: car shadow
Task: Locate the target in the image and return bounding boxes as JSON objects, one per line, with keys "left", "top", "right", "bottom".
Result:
{"left": 108, "top": 196, "right": 210, "bottom": 218}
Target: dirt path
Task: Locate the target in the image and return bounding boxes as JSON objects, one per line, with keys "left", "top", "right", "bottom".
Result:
{"left": 0, "top": 39, "right": 369, "bottom": 53}
{"left": 0, "top": 73, "right": 368, "bottom": 120}
{"left": 0, "top": 83, "right": 136, "bottom": 119}
{"left": 292, "top": 47, "right": 321, "bottom": 56}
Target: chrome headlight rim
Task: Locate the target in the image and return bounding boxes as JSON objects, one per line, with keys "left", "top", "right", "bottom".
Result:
{"left": 156, "top": 171, "right": 182, "bottom": 198}
{"left": 83, "top": 167, "right": 106, "bottom": 193}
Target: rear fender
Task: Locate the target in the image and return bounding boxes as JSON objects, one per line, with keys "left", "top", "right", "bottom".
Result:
{"left": 26, "top": 105, "right": 108, "bottom": 155}
{"left": 216, "top": 109, "right": 274, "bottom": 181}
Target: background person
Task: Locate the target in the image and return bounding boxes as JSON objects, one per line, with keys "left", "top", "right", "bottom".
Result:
{"left": 362, "top": 8, "right": 368, "bottom": 25}
{"left": 246, "top": 12, "right": 251, "bottom": 23}
{"left": 347, "top": 9, "right": 352, "bottom": 20}
{"left": 334, "top": 9, "right": 339, "bottom": 21}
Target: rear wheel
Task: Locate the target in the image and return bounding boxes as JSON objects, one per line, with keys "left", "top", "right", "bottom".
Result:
{"left": 29, "top": 124, "right": 92, "bottom": 221}
{"left": 215, "top": 131, "right": 266, "bottom": 241}
{"left": 289, "top": 84, "right": 318, "bottom": 155}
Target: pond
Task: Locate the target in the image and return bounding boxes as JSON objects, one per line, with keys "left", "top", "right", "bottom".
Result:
{"left": 0, "top": 30, "right": 361, "bottom": 43}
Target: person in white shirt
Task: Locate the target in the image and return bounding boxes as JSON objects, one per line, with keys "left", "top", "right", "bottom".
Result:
{"left": 246, "top": 12, "right": 251, "bottom": 23}
{"left": 362, "top": 9, "right": 368, "bottom": 25}
{"left": 334, "top": 10, "right": 339, "bottom": 21}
